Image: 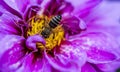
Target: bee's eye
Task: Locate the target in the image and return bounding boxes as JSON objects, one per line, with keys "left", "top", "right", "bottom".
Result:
{"left": 57, "top": 15, "right": 62, "bottom": 19}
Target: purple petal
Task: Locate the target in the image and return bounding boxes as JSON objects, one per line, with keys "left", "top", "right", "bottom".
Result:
{"left": 69, "top": 32, "right": 120, "bottom": 63}
{"left": 16, "top": 52, "right": 51, "bottom": 72}
{"left": 14, "top": 0, "right": 42, "bottom": 13}
{"left": 62, "top": 15, "right": 86, "bottom": 36}
{"left": 66, "top": 0, "right": 102, "bottom": 18}
{"left": 0, "top": 12, "right": 2, "bottom": 16}
{"left": 86, "top": 1, "right": 120, "bottom": 45}
{"left": 86, "top": 1, "right": 120, "bottom": 26}
{"left": 0, "top": 13, "right": 21, "bottom": 35}
{"left": 96, "top": 60, "right": 120, "bottom": 72}
{"left": 0, "top": 6, "right": 6, "bottom": 16}
{"left": 26, "top": 35, "right": 45, "bottom": 51}
{"left": 81, "top": 63, "right": 96, "bottom": 72}
{"left": 45, "top": 41, "right": 87, "bottom": 72}
{"left": 24, "top": 6, "right": 41, "bottom": 21}
{"left": 86, "top": 48, "right": 116, "bottom": 63}
{"left": 0, "top": 34, "right": 26, "bottom": 71}
{"left": 43, "top": 0, "right": 74, "bottom": 16}
{"left": 0, "top": 0, "right": 22, "bottom": 19}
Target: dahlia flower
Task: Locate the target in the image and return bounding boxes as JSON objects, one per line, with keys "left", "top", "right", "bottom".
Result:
{"left": 0, "top": 0, "right": 120, "bottom": 72}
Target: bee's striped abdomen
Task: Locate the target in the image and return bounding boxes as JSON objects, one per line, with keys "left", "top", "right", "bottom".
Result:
{"left": 49, "top": 15, "right": 62, "bottom": 28}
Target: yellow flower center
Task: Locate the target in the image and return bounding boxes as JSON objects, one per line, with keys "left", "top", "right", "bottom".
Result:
{"left": 27, "top": 15, "right": 65, "bottom": 50}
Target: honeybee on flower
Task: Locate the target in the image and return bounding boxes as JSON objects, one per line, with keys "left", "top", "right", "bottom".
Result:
{"left": 0, "top": 0, "right": 120, "bottom": 72}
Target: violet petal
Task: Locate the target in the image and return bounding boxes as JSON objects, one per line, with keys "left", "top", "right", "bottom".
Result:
{"left": 0, "top": 13, "right": 21, "bottom": 35}
{"left": 0, "top": 34, "right": 26, "bottom": 72}
{"left": 0, "top": 12, "right": 2, "bottom": 16}
{"left": 16, "top": 52, "right": 51, "bottom": 72}
{"left": 62, "top": 15, "right": 86, "bottom": 36}
{"left": 14, "top": 0, "right": 42, "bottom": 13}
{"left": 69, "top": 32, "right": 120, "bottom": 64}
{"left": 81, "top": 62, "right": 96, "bottom": 72}
{"left": 0, "top": 5, "right": 6, "bottom": 16}
{"left": 0, "top": 0, "right": 22, "bottom": 19}
{"left": 45, "top": 41, "right": 87, "bottom": 72}
{"left": 66, "top": 0, "right": 102, "bottom": 18}
{"left": 26, "top": 35, "right": 45, "bottom": 51}
{"left": 96, "top": 59, "right": 120, "bottom": 72}
{"left": 86, "top": 1, "right": 120, "bottom": 45}
{"left": 43, "top": 0, "right": 74, "bottom": 16}
{"left": 24, "top": 6, "right": 41, "bottom": 21}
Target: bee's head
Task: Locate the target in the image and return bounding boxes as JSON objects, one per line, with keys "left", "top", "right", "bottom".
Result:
{"left": 57, "top": 15, "right": 62, "bottom": 20}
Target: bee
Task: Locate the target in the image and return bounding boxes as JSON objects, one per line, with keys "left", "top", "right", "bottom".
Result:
{"left": 41, "top": 15, "right": 62, "bottom": 38}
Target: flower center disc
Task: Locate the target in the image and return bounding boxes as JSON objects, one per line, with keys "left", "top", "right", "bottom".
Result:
{"left": 27, "top": 15, "right": 65, "bottom": 50}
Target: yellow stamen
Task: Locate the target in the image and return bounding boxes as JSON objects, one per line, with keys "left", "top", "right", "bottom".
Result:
{"left": 27, "top": 15, "right": 65, "bottom": 50}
